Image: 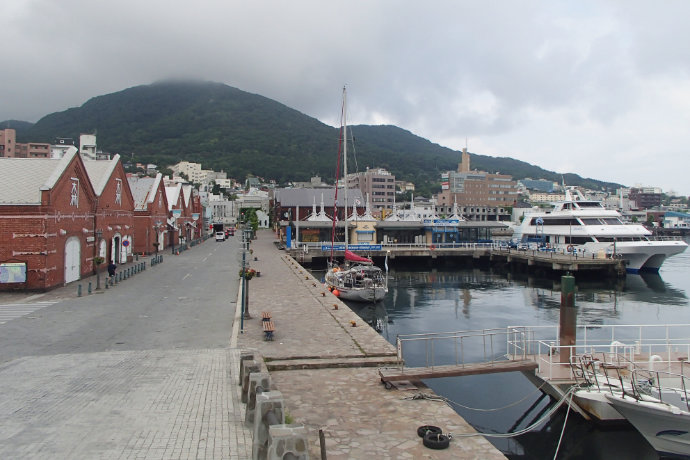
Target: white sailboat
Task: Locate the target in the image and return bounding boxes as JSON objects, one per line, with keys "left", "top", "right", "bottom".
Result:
{"left": 324, "top": 87, "right": 387, "bottom": 302}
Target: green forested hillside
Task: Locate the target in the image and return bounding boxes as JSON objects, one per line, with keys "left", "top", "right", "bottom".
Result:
{"left": 9, "top": 81, "right": 620, "bottom": 192}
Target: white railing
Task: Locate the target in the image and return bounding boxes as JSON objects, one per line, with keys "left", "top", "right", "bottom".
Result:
{"left": 395, "top": 328, "right": 528, "bottom": 370}
{"left": 507, "top": 324, "right": 690, "bottom": 381}
{"left": 391, "top": 324, "right": 690, "bottom": 380}
{"left": 294, "top": 241, "right": 508, "bottom": 251}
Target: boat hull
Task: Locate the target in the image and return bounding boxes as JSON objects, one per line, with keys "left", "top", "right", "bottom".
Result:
{"left": 605, "top": 394, "right": 690, "bottom": 456}
{"left": 616, "top": 240, "right": 688, "bottom": 273}
{"left": 573, "top": 390, "right": 626, "bottom": 422}
{"left": 334, "top": 285, "right": 387, "bottom": 302}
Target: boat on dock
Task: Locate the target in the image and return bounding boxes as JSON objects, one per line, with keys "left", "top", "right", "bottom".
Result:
{"left": 604, "top": 369, "right": 690, "bottom": 457}
{"left": 511, "top": 187, "right": 687, "bottom": 273}
{"left": 324, "top": 87, "right": 387, "bottom": 302}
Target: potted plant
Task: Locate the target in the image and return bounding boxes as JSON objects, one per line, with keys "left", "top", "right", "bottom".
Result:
{"left": 239, "top": 268, "right": 257, "bottom": 280}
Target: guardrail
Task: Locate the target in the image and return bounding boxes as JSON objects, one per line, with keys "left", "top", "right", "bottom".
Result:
{"left": 395, "top": 327, "right": 528, "bottom": 370}
{"left": 507, "top": 324, "right": 690, "bottom": 380}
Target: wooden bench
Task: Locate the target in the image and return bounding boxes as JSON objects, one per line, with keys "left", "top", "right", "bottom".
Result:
{"left": 261, "top": 311, "right": 272, "bottom": 322}
{"left": 262, "top": 321, "right": 276, "bottom": 341}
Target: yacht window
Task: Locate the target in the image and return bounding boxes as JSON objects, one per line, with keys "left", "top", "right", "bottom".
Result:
{"left": 533, "top": 218, "right": 581, "bottom": 226}
{"left": 596, "top": 237, "right": 615, "bottom": 242}
{"left": 577, "top": 202, "right": 604, "bottom": 208}
{"left": 580, "top": 218, "right": 601, "bottom": 225}
{"left": 569, "top": 236, "right": 595, "bottom": 244}
{"left": 602, "top": 218, "right": 622, "bottom": 225}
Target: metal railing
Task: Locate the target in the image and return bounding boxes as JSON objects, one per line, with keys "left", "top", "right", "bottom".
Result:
{"left": 507, "top": 324, "right": 690, "bottom": 381}
{"left": 395, "top": 327, "right": 528, "bottom": 370}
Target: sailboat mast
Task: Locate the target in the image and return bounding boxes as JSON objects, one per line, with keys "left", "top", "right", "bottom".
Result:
{"left": 343, "top": 86, "right": 349, "bottom": 250}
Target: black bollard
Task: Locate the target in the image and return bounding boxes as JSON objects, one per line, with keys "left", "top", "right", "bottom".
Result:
{"left": 88, "top": 282, "right": 92, "bottom": 295}
{"left": 77, "top": 284, "right": 82, "bottom": 297}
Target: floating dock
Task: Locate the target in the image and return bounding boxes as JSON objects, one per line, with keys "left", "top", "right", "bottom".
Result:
{"left": 289, "top": 244, "right": 626, "bottom": 276}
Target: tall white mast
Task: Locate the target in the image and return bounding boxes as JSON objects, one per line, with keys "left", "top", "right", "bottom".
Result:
{"left": 343, "top": 86, "right": 348, "bottom": 250}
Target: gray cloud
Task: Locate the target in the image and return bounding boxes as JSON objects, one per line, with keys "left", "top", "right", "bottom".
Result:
{"left": 2, "top": 0, "right": 689, "bottom": 194}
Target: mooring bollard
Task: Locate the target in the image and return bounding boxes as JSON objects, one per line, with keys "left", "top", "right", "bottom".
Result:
{"left": 77, "top": 284, "right": 82, "bottom": 297}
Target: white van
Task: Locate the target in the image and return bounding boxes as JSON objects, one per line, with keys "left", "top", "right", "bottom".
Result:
{"left": 215, "top": 231, "right": 225, "bottom": 242}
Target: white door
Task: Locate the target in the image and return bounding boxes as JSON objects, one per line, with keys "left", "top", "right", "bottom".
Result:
{"left": 64, "top": 237, "right": 81, "bottom": 283}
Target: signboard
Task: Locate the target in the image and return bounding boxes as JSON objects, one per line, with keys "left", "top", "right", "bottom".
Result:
{"left": 122, "top": 240, "right": 130, "bottom": 247}
{"left": 0, "top": 262, "right": 27, "bottom": 283}
{"left": 423, "top": 219, "right": 461, "bottom": 225}
{"left": 321, "top": 244, "right": 382, "bottom": 251}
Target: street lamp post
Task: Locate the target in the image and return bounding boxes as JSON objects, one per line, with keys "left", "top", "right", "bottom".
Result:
{"left": 95, "top": 229, "right": 103, "bottom": 290}
{"left": 154, "top": 221, "right": 162, "bottom": 254}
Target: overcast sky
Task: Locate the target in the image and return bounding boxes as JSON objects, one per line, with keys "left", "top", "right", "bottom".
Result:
{"left": 2, "top": 1, "right": 689, "bottom": 195}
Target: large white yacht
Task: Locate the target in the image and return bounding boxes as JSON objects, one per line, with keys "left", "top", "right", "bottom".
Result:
{"left": 512, "top": 188, "right": 687, "bottom": 273}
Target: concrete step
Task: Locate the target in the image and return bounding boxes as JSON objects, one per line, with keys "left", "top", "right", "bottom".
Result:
{"left": 266, "top": 355, "right": 401, "bottom": 371}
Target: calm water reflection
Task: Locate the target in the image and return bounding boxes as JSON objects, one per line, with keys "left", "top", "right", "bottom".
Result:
{"left": 316, "top": 248, "right": 690, "bottom": 459}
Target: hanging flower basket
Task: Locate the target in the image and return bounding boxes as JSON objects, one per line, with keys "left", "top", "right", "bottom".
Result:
{"left": 239, "top": 268, "right": 257, "bottom": 280}
{"left": 94, "top": 256, "right": 105, "bottom": 265}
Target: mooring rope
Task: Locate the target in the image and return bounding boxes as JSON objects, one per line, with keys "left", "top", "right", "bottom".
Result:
{"left": 402, "top": 381, "right": 547, "bottom": 412}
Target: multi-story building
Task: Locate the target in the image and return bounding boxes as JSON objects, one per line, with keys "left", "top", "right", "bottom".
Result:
{"left": 14, "top": 142, "right": 51, "bottom": 158}
{"left": 346, "top": 167, "right": 396, "bottom": 215}
{"left": 0, "top": 128, "right": 16, "bottom": 157}
{"left": 629, "top": 187, "right": 662, "bottom": 210}
{"left": 0, "top": 128, "right": 50, "bottom": 158}
{"left": 434, "top": 148, "right": 518, "bottom": 220}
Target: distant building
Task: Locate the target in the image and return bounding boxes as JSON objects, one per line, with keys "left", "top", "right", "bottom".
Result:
{"left": 346, "top": 167, "right": 396, "bottom": 215}
{"left": 14, "top": 141, "right": 51, "bottom": 158}
{"left": 292, "top": 176, "right": 331, "bottom": 188}
{"left": 529, "top": 192, "right": 565, "bottom": 203}
{"left": 0, "top": 128, "right": 16, "bottom": 157}
{"left": 664, "top": 211, "right": 690, "bottom": 228}
{"left": 79, "top": 134, "right": 98, "bottom": 160}
{"left": 520, "top": 179, "right": 556, "bottom": 193}
{"left": 0, "top": 128, "right": 50, "bottom": 158}
{"left": 434, "top": 148, "right": 518, "bottom": 220}
{"left": 51, "top": 138, "right": 78, "bottom": 159}
{"left": 630, "top": 187, "right": 662, "bottom": 209}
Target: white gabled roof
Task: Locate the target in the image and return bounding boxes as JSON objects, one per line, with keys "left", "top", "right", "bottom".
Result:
{"left": 127, "top": 173, "right": 164, "bottom": 211}
{"left": 0, "top": 151, "right": 76, "bottom": 205}
{"left": 182, "top": 184, "right": 193, "bottom": 207}
{"left": 83, "top": 154, "right": 121, "bottom": 196}
{"left": 165, "top": 183, "right": 182, "bottom": 211}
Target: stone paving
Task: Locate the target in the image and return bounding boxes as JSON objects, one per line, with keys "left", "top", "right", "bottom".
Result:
{"left": 238, "top": 230, "right": 505, "bottom": 459}
{"left": 0, "top": 349, "right": 252, "bottom": 459}
{"left": 0, "top": 232, "right": 505, "bottom": 459}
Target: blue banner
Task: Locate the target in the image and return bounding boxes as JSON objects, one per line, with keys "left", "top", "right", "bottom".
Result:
{"left": 321, "top": 244, "right": 382, "bottom": 251}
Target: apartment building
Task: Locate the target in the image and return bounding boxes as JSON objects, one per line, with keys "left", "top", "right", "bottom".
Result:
{"left": 346, "top": 167, "right": 396, "bottom": 215}
{"left": 435, "top": 148, "right": 518, "bottom": 219}
{"left": 0, "top": 128, "right": 50, "bottom": 158}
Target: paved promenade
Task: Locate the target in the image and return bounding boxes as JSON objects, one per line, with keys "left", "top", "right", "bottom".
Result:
{"left": 237, "top": 230, "right": 505, "bottom": 459}
{"left": 0, "top": 232, "right": 505, "bottom": 459}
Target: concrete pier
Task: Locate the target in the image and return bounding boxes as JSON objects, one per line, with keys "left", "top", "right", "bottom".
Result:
{"left": 240, "top": 231, "right": 505, "bottom": 459}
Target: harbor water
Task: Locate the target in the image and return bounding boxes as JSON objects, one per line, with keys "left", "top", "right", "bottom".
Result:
{"left": 316, "top": 247, "right": 690, "bottom": 459}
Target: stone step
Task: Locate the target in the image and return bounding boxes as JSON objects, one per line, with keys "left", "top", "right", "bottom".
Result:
{"left": 266, "top": 355, "right": 401, "bottom": 371}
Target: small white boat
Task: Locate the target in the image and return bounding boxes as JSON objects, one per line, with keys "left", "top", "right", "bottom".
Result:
{"left": 325, "top": 254, "right": 387, "bottom": 302}
{"left": 604, "top": 370, "right": 690, "bottom": 457}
